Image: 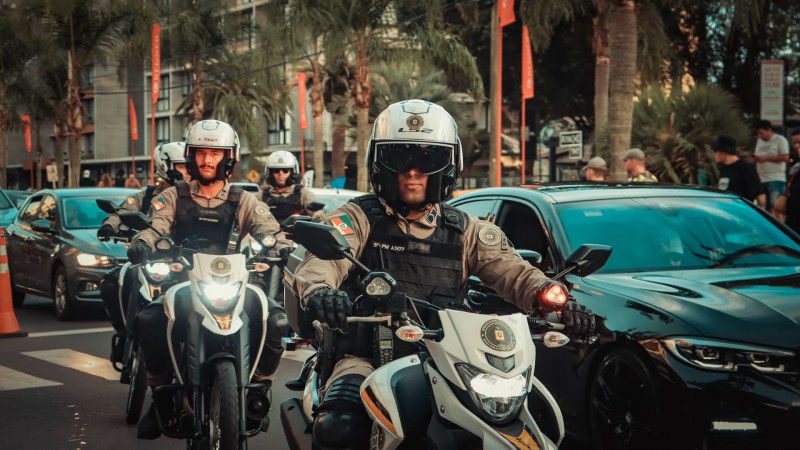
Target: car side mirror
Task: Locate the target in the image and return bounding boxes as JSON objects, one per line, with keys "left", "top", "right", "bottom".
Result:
{"left": 31, "top": 219, "right": 54, "bottom": 233}
{"left": 517, "top": 249, "right": 543, "bottom": 265}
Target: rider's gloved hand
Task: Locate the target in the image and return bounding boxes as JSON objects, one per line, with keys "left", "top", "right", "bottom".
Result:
{"left": 278, "top": 246, "right": 293, "bottom": 261}
{"left": 560, "top": 301, "right": 596, "bottom": 338}
{"left": 96, "top": 224, "right": 114, "bottom": 241}
{"left": 306, "top": 288, "right": 353, "bottom": 330}
{"left": 127, "top": 241, "right": 152, "bottom": 264}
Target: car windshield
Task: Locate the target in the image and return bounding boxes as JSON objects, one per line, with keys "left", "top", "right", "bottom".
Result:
{"left": 61, "top": 195, "right": 130, "bottom": 229}
{"left": 558, "top": 196, "right": 800, "bottom": 272}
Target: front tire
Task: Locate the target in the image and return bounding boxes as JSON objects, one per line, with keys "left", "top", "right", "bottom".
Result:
{"left": 125, "top": 348, "right": 147, "bottom": 424}
{"left": 209, "top": 360, "right": 240, "bottom": 450}
{"left": 53, "top": 265, "right": 76, "bottom": 320}
{"left": 588, "top": 348, "right": 666, "bottom": 450}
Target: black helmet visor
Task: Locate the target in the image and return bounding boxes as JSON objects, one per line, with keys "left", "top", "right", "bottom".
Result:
{"left": 375, "top": 142, "right": 454, "bottom": 175}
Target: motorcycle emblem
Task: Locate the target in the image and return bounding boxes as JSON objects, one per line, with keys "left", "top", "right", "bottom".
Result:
{"left": 211, "top": 257, "right": 231, "bottom": 274}
{"left": 480, "top": 319, "right": 516, "bottom": 352}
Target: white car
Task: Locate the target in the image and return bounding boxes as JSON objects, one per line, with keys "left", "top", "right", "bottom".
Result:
{"left": 308, "top": 187, "right": 367, "bottom": 212}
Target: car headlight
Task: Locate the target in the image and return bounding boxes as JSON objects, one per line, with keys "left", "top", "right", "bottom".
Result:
{"left": 455, "top": 364, "right": 529, "bottom": 425}
{"left": 143, "top": 262, "right": 171, "bottom": 282}
{"left": 75, "top": 253, "right": 116, "bottom": 268}
{"left": 663, "top": 337, "right": 796, "bottom": 373}
{"left": 198, "top": 281, "right": 242, "bottom": 313}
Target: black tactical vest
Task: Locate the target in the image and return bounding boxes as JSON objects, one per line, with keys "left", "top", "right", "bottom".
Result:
{"left": 141, "top": 185, "right": 156, "bottom": 213}
{"left": 348, "top": 194, "right": 466, "bottom": 307}
{"left": 263, "top": 184, "right": 304, "bottom": 223}
{"left": 174, "top": 183, "right": 243, "bottom": 254}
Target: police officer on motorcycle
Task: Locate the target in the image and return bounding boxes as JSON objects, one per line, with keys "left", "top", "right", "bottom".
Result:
{"left": 262, "top": 150, "right": 323, "bottom": 223}
{"left": 98, "top": 141, "right": 190, "bottom": 366}
{"left": 292, "top": 99, "right": 597, "bottom": 450}
{"left": 126, "top": 120, "right": 290, "bottom": 440}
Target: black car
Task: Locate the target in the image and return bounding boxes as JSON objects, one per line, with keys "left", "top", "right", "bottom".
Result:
{"left": 449, "top": 184, "right": 800, "bottom": 450}
{"left": 6, "top": 187, "right": 139, "bottom": 320}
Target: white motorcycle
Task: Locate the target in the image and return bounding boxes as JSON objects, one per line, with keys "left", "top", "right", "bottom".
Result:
{"left": 280, "top": 221, "right": 611, "bottom": 450}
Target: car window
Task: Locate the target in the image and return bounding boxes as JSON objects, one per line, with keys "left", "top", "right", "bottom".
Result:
{"left": 452, "top": 198, "right": 497, "bottom": 220}
{"left": 0, "top": 191, "right": 13, "bottom": 210}
{"left": 495, "top": 200, "right": 553, "bottom": 271}
{"left": 18, "top": 195, "right": 43, "bottom": 224}
{"left": 61, "top": 195, "right": 131, "bottom": 229}
{"left": 557, "top": 196, "right": 800, "bottom": 272}
{"left": 38, "top": 195, "right": 57, "bottom": 222}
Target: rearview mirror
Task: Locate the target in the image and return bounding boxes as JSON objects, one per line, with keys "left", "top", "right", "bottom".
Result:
{"left": 31, "top": 219, "right": 54, "bottom": 233}
{"left": 281, "top": 215, "right": 310, "bottom": 229}
{"left": 307, "top": 201, "right": 325, "bottom": 212}
{"left": 96, "top": 199, "right": 118, "bottom": 215}
{"left": 564, "top": 244, "right": 612, "bottom": 277}
{"left": 118, "top": 212, "right": 152, "bottom": 231}
{"left": 293, "top": 221, "right": 350, "bottom": 260}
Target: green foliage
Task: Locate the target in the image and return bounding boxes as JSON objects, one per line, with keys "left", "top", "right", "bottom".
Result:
{"left": 597, "top": 83, "right": 751, "bottom": 184}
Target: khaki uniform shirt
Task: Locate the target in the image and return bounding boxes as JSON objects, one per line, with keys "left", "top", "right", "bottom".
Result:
{"left": 133, "top": 180, "right": 281, "bottom": 250}
{"left": 628, "top": 170, "right": 658, "bottom": 183}
{"left": 101, "top": 184, "right": 166, "bottom": 232}
{"left": 264, "top": 184, "right": 324, "bottom": 220}
{"left": 294, "top": 201, "right": 550, "bottom": 313}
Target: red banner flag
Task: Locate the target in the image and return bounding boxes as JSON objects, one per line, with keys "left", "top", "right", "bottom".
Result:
{"left": 522, "top": 26, "right": 534, "bottom": 99}
{"left": 499, "top": 0, "right": 515, "bottom": 27}
{"left": 129, "top": 97, "right": 139, "bottom": 141}
{"left": 20, "top": 114, "right": 31, "bottom": 152}
{"left": 297, "top": 72, "right": 308, "bottom": 129}
{"left": 151, "top": 23, "right": 161, "bottom": 105}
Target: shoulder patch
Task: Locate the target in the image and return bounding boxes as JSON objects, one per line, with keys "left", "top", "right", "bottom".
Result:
{"left": 255, "top": 205, "right": 269, "bottom": 216}
{"left": 126, "top": 195, "right": 137, "bottom": 205}
{"left": 478, "top": 226, "right": 501, "bottom": 246}
{"left": 152, "top": 197, "right": 166, "bottom": 211}
{"left": 330, "top": 214, "right": 355, "bottom": 236}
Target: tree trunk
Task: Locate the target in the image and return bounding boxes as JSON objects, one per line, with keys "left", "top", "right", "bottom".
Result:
{"left": 54, "top": 119, "right": 66, "bottom": 188}
{"left": 332, "top": 123, "right": 347, "bottom": 179}
{"left": 66, "top": 50, "right": 84, "bottom": 187}
{"left": 35, "top": 124, "right": 42, "bottom": 190}
{"left": 593, "top": 0, "right": 610, "bottom": 149}
{"left": 488, "top": 3, "right": 500, "bottom": 187}
{"left": 607, "top": 0, "right": 637, "bottom": 181}
{"left": 192, "top": 59, "right": 204, "bottom": 123}
{"left": 353, "top": 31, "right": 372, "bottom": 193}
{"left": 0, "top": 92, "right": 7, "bottom": 190}
{"left": 310, "top": 56, "right": 325, "bottom": 188}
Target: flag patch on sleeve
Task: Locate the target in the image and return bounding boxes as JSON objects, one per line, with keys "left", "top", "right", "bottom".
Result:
{"left": 152, "top": 197, "right": 166, "bottom": 211}
{"left": 126, "top": 196, "right": 137, "bottom": 205}
{"left": 331, "top": 214, "right": 355, "bottom": 236}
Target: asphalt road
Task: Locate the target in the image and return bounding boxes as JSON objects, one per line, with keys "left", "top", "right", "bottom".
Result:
{"left": 0, "top": 295, "right": 309, "bottom": 450}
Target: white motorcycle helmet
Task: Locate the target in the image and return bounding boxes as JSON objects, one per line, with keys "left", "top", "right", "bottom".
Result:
{"left": 184, "top": 120, "right": 240, "bottom": 184}
{"left": 154, "top": 141, "right": 187, "bottom": 184}
{"left": 265, "top": 150, "right": 300, "bottom": 186}
{"left": 367, "top": 99, "right": 462, "bottom": 211}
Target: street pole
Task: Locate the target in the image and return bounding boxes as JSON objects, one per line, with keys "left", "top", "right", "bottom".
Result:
{"left": 489, "top": 3, "right": 501, "bottom": 187}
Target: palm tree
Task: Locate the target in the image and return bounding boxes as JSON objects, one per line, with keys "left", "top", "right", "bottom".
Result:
{"left": 606, "top": 0, "right": 637, "bottom": 181}
{"left": 25, "top": 0, "right": 137, "bottom": 187}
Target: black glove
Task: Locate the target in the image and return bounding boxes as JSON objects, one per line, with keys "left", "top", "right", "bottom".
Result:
{"left": 96, "top": 224, "right": 114, "bottom": 241}
{"left": 127, "top": 241, "right": 152, "bottom": 264}
{"left": 559, "top": 301, "right": 596, "bottom": 338}
{"left": 278, "top": 246, "right": 293, "bottom": 261}
{"left": 305, "top": 288, "right": 353, "bottom": 330}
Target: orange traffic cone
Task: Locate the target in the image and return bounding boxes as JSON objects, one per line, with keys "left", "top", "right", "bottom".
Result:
{"left": 0, "top": 229, "right": 27, "bottom": 338}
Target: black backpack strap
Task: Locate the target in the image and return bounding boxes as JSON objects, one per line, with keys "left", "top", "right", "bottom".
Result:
{"left": 348, "top": 194, "right": 384, "bottom": 226}
{"left": 141, "top": 185, "right": 156, "bottom": 213}
{"left": 226, "top": 185, "right": 244, "bottom": 253}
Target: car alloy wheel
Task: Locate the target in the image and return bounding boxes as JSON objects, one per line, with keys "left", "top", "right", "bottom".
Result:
{"left": 588, "top": 348, "right": 666, "bottom": 450}
{"left": 53, "top": 265, "right": 75, "bottom": 321}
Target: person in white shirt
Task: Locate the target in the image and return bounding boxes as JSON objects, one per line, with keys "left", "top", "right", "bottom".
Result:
{"left": 754, "top": 119, "right": 790, "bottom": 216}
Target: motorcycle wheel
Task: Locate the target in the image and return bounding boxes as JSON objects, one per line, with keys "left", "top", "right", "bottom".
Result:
{"left": 209, "top": 360, "right": 240, "bottom": 450}
{"left": 125, "top": 348, "right": 147, "bottom": 424}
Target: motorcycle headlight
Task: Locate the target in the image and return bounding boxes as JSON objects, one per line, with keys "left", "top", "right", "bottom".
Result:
{"left": 199, "top": 281, "right": 242, "bottom": 313}
{"left": 455, "top": 364, "right": 529, "bottom": 425}
{"left": 360, "top": 272, "right": 396, "bottom": 300}
{"left": 663, "top": 337, "right": 796, "bottom": 373}
{"left": 75, "top": 253, "right": 116, "bottom": 268}
{"left": 143, "top": 262, "right": 171, "bottom": 282}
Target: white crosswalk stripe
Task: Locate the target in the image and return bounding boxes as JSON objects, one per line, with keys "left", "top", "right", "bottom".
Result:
{"left": 0, "top": 365, "right": 62, "bottom": 391}
{"left": 0, "top": 346, "right": 316, "bottom": 392}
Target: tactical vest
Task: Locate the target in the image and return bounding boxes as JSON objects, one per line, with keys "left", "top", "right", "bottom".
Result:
{"left": 141, "top": 185, "right": 156, "bottom": 213}
{"left": 263, "top": 184, "right": 304, "bottom": 223}
{"left": 174, "top": 183, "right": 243, "bottom": 254}
{"left": 348, "top": 194, "right": 467, "bottom": 308}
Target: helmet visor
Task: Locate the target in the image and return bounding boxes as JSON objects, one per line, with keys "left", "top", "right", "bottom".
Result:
{"left": 375, "top": 143, "right": 454, "bottom": 175}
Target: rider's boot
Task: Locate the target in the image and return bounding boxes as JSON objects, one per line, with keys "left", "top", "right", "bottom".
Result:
{"left": 137, "top": 372, "right": 170, "bottom": 440}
